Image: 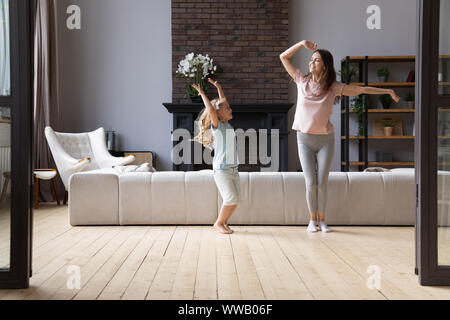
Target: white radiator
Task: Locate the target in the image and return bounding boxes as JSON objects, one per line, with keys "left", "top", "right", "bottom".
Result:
{"left": 0, "top": 146, "right": 11, "bottom": 197}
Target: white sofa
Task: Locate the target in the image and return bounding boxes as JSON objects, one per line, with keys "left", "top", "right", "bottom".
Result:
{"left": 68, "top": 168, "right": 418, "bottom": 226}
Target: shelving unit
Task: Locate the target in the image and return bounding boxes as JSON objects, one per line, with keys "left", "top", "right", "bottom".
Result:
{"left": 340, "top": 55, "right": 417, "bottom": 172}
{"left": 342, "top": 136, "right": 415, "bottom": 140}
{"left": 341, "top": 161, "right": 415, "bottom": 166}
{"left": 342, "top": 109, "right": 415, "bottom": 113}
{"left": 341, "top": 55, "right": 450, "bottom": 172}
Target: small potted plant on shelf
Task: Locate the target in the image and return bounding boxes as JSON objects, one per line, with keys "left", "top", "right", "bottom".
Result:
{"left": 405, "top": 92, "right": 415, "bottom": 109}
{"left": 337, "top": 66, "right": 358, "bottom": 82}
{"left": 379, "top": 94, "right": 393, "bottom": 109}
{"left": 176, "top": 52, "right": 218, "bottom": 103}
{"left": 351, "top": 95, "right": 365, "bottom": 139}
{"left": 377, "top": 67, "right": 390, "bottom": 82}
{"left": 383, "top": 122, "right": 395, "bottom": 136}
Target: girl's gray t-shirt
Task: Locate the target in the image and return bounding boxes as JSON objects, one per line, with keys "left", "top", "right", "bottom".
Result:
{"left": 211, "top": 121, "right": 239, "bottom": 170}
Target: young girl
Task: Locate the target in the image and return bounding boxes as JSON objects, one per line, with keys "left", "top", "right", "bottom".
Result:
{"left": 192, "top": 78, "right": 240, "bottom": 234}
{"left": 280, "top": 40, "right": 400, "bottom": 233}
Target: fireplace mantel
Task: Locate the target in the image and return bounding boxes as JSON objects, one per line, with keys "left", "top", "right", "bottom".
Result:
{"left": 163, "top": 103, "right": 294, "bottom": 113}
{"left": 163, "top": 102, "right": 295, "bottom": 171}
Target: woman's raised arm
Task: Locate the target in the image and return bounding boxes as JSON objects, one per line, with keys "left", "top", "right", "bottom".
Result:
{"left": 280, "top": 40, "right": 317, "bottom": 80}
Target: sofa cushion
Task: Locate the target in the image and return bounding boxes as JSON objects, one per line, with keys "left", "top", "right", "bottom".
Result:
{"left": 119, "top": 172, "right": 152, "bottom": 225}
{"left": 150, "top": 172, "right": 186, "bottom": 224}
{"left": 186, "top": 171, "right": 217, "bottom": 224}
{"left": 68, "top": 169, "right": 119, "bottom": 225}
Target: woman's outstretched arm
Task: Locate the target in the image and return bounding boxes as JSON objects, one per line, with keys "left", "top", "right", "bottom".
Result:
{"left": 280, "top": 40, "right": 317, "bottom": 80}
{"left": 342, "top": 85, "right": 400, "bottom": 102}
{"left": 208, "top": 78, "right": 226, "bottom": 100}
{"left": 192, "top": 83, "right": 219, "bottom": 128}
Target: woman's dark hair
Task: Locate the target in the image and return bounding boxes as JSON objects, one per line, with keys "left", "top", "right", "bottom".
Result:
{"left": 306, "top": 49, "right": 341, "bottom": 104}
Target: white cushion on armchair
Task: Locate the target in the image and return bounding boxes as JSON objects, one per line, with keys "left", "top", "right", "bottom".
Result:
{"left": 45, "top": 127, "right": 135, "bottom": 190}
{"left": 88, "top": 128, "right": 135, "bottom": 169}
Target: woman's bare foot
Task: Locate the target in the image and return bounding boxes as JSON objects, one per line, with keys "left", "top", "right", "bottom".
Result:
{"left": 214, "top": 222, "right": 232, "bottom": 234}
{"left": 224, "top": 224, "right": 234, "bottom": 233}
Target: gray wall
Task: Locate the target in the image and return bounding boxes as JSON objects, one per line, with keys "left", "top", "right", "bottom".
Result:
{"left": 56, "top": 0, "right": 417, "bottom": 172}
{"left": 56, "top": 0, "right": 172, "bottom": 170}
{"left": 288, "top": 0, "right": 417, "bottom": 172}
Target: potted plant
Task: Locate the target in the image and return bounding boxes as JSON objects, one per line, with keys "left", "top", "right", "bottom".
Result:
{"left": 379, "top": 94, "right": 393, "bottom": 109}
{"left": 176, "top": 52, "right": 218, "bottom": 103}
{"left": 377, "top": 67, "right": 390, "bottom": 82}
{"left": 405, "top": 92, "right": 415, "bottom": 109}
{"left": 384, "top": 122, "right": 395, "bottom": 136}
{"left": 351, "top": 95, "right": 365, "bottom": 139}
{"left": 337, "top": 66, "right": 358, "bottom": 82}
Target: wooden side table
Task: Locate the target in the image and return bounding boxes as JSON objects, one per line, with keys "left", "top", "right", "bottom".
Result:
{"left": 34, "top": 169, "right": 60, "bottom": 209}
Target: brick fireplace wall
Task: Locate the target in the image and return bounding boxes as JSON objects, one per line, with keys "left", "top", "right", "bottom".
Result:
{"left": 172, "top": 0, "right": 289, "bottom": 103}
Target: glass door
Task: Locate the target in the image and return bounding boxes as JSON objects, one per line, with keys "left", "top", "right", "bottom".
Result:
{"left": 0, "top": 0, "right": 32, "bottom": 289}
{"left": 0, "top": 0, "right": 11, "bottom": 272}
{"left": 417, "top": 0, "right": 450, "bottom": 285}
{"left": 437, "top": 0, "right": 450, "bottom": 267}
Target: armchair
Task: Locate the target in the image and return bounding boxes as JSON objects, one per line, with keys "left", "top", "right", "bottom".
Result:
{"left": 45, "top": 127, "right": 135, "bottom": 194}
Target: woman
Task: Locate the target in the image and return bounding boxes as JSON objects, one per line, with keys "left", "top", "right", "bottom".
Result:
{"left": 280, "top": 40, "right": 400, "bottom": 233}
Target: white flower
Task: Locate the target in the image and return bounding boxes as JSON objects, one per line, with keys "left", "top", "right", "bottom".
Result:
{"left": 177, "top": 52, "right": 218, "bottom": 80}
{"left": 186, "top": 53, "right": 194, "bottom": 61}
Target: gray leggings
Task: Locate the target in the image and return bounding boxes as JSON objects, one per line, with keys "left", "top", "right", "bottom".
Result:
{"left": 296, "top": 130, "right": 335, "bottom": 213}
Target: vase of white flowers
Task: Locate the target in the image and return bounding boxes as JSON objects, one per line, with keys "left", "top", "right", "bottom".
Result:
{"left": 176, "top": 52, "right": 218, "bottom": 103}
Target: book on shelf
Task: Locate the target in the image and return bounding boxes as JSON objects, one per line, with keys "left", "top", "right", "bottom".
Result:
{"left": 406, "top": 70, "right": 415, "bottom": 82}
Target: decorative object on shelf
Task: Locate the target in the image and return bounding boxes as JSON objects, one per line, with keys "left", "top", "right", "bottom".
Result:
{"left": 337, "top": 66, "right": 357, "bottom": 82}
{"left": 379, "top": 94, "right": 393, "bottom": 109}
{"left": 375, "top": 151, "right": 393, "bottom": 162}
{"left": 373, "top": 117, "right": 403, "bottom": 136}
{"left": 351, "top": 95, "right": 365, "bottom": 139}
{"left": 106, "top": 129, "right": 115, "bottom": 151}
{"left": 176, "top": 52, "right": 218, "bottom": 103}
{"left": 444, "top": 121, "right": 450, "bottom": 136}
{"left": 383, "top": 122, "right": 395, "bottom": 136}
{"left": 406, "top": 70, "right": 415, "bottom": 82}
{"left": 377, "top": 67, "right": 390, "bottom": 82}
{"left": 405, "top": 92, "right": 415, "bottom": 109}
{"left": 438, "top": 114, "right": 450, "bottom": 136}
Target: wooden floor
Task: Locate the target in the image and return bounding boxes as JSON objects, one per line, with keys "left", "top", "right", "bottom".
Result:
{"left": 1, "top": 203, "right": 450, "bottom": 300}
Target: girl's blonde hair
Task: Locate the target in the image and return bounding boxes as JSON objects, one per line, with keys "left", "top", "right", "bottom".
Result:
{"left": 192, "top": 97, "right": 227, "bottom": 149}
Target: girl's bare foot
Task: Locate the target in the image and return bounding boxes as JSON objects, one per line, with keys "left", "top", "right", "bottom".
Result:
{"left": 214, "top": 222, "right": 232, "bottom": 234}
{"left": 224, "top": 224, "right": 234, "bottom": 233}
